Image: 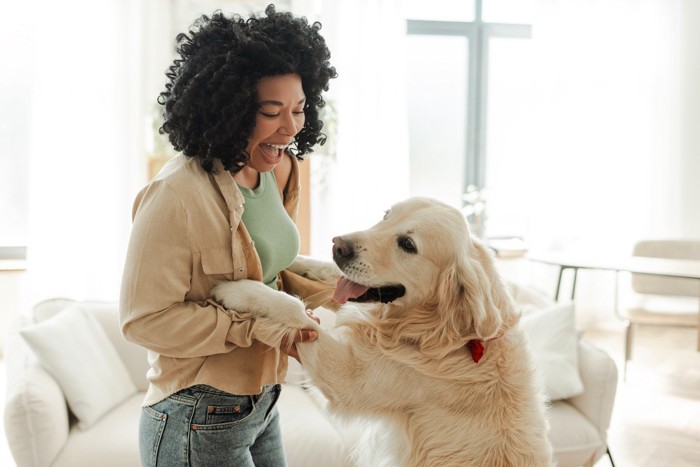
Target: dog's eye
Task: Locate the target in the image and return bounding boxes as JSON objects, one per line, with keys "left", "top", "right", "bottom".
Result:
{"left": 397, "top": 236, "right": 417, "bottom": 254}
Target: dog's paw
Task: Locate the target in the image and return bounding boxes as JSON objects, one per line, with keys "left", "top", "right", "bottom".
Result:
{"left": 289, "top": 255, "right": 343, "bottom": 284}
{"left": 211, "top": 279, "right": 312, "bottom": 329}
{"left": 211, "top": 280, "right": 259, "bottom": 312}
{"left": 211, "top": 280, "right": 321, "bottom": 349}
{"left": 254, "top": 316, "right": 321, "bottom": 351}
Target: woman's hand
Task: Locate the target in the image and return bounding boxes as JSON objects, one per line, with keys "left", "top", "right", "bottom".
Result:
{"left": 282, "top": 310, "right": 320, "bottom": 363}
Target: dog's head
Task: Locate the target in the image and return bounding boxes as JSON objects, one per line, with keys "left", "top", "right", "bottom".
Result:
{"left": 333, "top": 197, "right": 512, "bottom": 354}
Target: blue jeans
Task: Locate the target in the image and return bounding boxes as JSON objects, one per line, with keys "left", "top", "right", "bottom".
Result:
{"left": 139, "top": 384, "right": 286, "bottom": 467}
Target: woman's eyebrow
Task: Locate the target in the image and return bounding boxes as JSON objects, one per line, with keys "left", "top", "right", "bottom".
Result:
{"left": 259, "top": 97, "right": 307, "bottom": 106}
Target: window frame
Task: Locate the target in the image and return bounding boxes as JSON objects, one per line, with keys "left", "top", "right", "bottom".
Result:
{"left": 406, "top": 0, "right": 531, "bottom": 196}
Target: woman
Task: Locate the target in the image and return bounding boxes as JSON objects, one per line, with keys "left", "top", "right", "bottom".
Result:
{"left": 119, "top": 5, "right": 337, "bottom": 466}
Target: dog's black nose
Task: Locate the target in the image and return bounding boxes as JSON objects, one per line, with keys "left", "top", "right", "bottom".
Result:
{"left": 332, "top": 236, "right": 354, "bottom": 268}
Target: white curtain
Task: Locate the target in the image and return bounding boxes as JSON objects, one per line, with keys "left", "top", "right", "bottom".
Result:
{"left": 485, "top": 0, "right": 690, "bottom": 255}
{"left": 678, "top": 0, "right": 700, "bottom": 237}
{"left": 496, "top": 0, "right": 699, "bottom": 324}
{"left": 25, "top": 0, "right": 144, "bottom": 305}
{"left": 296, "top": 0, "right": 411, "bottom": 258}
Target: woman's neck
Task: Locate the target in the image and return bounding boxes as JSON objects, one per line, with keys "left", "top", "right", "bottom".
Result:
{"left": 233, "top": 166, "right": 260, "bottom": 189}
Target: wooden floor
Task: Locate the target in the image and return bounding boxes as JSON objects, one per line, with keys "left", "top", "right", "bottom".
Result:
{"left": 587, "top": 323, "right": 700, "bottom": 467}
{"left": 1, "top": 325, "right": 698, "bottom": 467}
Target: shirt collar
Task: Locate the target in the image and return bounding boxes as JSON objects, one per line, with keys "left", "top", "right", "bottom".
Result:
{"left": 211, "top": 159, "right": 245, "bottom": 213}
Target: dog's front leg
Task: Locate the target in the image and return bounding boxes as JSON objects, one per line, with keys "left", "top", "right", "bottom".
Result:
{"left": 211, "top": 279, "right": 318, "bottom": 348}
{"left": 297, "top": 329, "right": 424, "bottom": 417}
{"left": 295, "top": 331, "right": 360, "bottom": 408}
{"left": 288, "top": 255, "right": 342, "bottom": 283}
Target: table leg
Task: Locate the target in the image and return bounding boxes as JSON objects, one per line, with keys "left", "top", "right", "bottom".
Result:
{"left": 555, "top": 266, "right": 565, "bottom": 301}
{"left": 571, "top": 268, "right": 578, "bottom": 300}
{"left": 613, "top": 271, "right": 620, "bottom": 318}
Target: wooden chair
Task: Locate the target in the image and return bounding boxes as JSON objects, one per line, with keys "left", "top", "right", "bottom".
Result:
{"left": 618, "top": 239, "right": 700, "bottom": 378}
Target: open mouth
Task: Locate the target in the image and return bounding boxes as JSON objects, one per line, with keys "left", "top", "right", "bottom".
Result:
{"left": 333, "top": 276, "right": 406, "bottom": 304}
{"left": 259, "top": 143, "right": 288, "bottom": 164}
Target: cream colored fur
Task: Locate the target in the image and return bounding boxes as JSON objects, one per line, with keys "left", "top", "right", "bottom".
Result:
{"left": 213, "top": 197, "right": 552, "bottom": 466}
{"left": 210, "top": 279, "right": 313, "bottom": 351}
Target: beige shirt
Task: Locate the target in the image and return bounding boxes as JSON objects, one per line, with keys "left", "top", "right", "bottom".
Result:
{"left": 120, "top": 154, "right": 332, "bottom": 406}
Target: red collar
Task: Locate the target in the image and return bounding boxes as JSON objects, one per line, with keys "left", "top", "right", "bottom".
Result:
{"left": 466, "top": 330, "right": 508, "bottom": 363}
{"left": 466, "top": 340, "right": 486, "bottom": 363}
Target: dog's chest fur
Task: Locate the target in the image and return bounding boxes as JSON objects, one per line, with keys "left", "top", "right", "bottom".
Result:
{"left": 326, "top": 314, "right": 550, "bottom": 466}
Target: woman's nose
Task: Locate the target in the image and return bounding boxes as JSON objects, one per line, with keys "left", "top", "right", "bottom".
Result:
{"left": 279, "top": 113, "right": 299, "bottom": 136}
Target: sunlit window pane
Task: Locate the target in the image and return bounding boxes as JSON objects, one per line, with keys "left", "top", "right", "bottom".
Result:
{"left": 483, "top": 0, "right": 534, "bottom": 24}
{"left": 484, "top": 36, "right": 535, "bottom": 237}
{"left": 405, "top": 35, "right": 469, "bottom": 208}
{"left": 402, "top": 0, "right": 474, "bottom": 22}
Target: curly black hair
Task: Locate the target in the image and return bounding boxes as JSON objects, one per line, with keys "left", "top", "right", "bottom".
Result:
{"left": 158, "top": 4, "right": 337, "bottom": 173}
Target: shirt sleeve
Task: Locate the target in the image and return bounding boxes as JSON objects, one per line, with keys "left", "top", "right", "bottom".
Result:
{"left": 119, "top": 180, "right": 257, "bottom": 358}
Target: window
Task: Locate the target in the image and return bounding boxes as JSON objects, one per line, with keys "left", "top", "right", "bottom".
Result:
{"left": 405, "top": 34, "right": 468, "bottom": 207}
{"left": 404, "top": 0, "right": 532, "bottom": 236}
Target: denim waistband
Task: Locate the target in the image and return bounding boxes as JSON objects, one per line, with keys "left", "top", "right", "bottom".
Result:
{"left": 175, "top": 384, "right": 280, "bottom": 401}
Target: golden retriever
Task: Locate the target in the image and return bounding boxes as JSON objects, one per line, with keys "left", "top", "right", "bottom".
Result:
{"left": 212, "top": 197, "right": 552, "bottom": 467}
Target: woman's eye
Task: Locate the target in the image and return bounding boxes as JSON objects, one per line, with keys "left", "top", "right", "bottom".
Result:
{"left": 259, "top": 110, "right": 304, "bottom": 118}
{"left": 398, "top": 236, "right": 417, "bottom": 254}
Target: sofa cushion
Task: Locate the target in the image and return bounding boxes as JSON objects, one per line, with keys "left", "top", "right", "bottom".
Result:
{"left": 85, "top": 302, "right": 151, "bottom": 391}
{"left": 19, "top": 304, "right": 138, "bottom": 429}
{"left": 4, "top": 325, "right": 70, "bottom": 467}
{"left": 51, "top": 393, "right": 143, "bottom": 467}
{"left": 548, "top": 400, "right": 603, "bottom": 467}
{"left": 521, "top": 301, "right": 584, "bottom": 401}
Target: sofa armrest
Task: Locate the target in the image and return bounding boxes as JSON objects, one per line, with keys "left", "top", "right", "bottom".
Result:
{"left": 567, "top": 338, "right": 618, "bottom": 444}
{"left": 4, "top": 332, "right": 70, "bottom": 467}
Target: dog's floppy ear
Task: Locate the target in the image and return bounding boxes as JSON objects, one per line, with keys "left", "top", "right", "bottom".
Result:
{"left": 436, "top": 240, "right": 507, "bottom": 340}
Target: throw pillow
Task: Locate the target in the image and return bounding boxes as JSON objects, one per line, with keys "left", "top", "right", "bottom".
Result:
{"left": 20, "top": 304, "right": 138, "bottom": 429}
{"left": 520, "top": 301, "right": 584, "bottom": 401}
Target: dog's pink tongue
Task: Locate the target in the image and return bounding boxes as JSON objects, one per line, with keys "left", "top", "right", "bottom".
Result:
{"left": 333, "top": 277, "right": 369, "bottom": 304}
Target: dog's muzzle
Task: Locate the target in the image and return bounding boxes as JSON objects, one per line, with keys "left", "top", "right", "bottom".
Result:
{"left": 331, "top": 236, "right": 406, "bottom": 304}
{"left": 332, "top": 236, "right": 354, "bottom": 269}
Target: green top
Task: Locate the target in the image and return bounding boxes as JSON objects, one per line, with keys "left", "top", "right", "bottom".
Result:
{"left": 238, "top": 171, "right": 300, "bottom": 289}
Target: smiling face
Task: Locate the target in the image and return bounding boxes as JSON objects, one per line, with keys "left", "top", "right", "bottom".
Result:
{"left": 243, "top": 73, "right": 306, "bottom": 174}
{"left": 333, "top": 197, "right": 473, "bottom": 307}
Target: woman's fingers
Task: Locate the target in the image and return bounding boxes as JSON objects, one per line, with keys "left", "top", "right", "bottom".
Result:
{"left": 296, "top": 329, "right": 318, "bottom": 342}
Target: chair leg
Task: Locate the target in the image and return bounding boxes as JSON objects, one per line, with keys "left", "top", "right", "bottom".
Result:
{"left": 624, "top": 322, "right": 633, "bottom": 381}
{"left": 607, "top": 446, "right": 615, "bottom": 466}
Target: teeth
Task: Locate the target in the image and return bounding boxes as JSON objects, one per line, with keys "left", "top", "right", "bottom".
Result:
{"left": 266, "top": 143, "right": 288, "bottom": 149}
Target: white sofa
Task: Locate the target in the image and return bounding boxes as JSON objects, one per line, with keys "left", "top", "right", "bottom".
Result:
{"left": 4, "top": 286, "right": 617, "bottom": 467}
